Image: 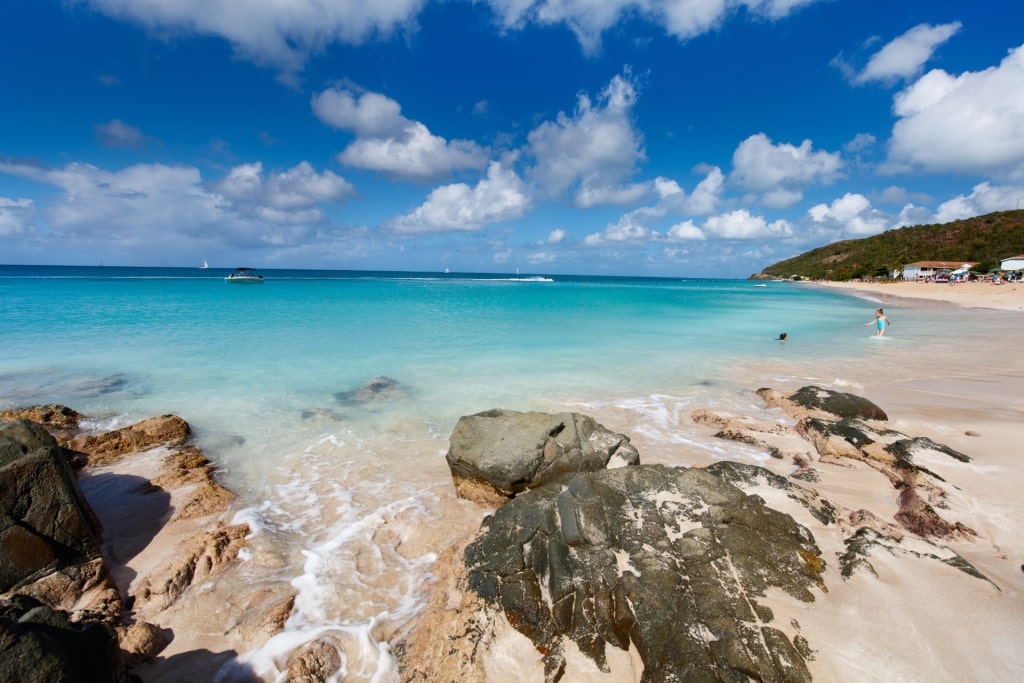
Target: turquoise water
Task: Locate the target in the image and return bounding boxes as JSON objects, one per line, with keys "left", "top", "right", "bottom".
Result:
{"left": 0, "top": 264, "right": 983, "bottom": 680}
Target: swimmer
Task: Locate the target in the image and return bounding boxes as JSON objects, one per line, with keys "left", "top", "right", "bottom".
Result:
{"left": 864, "top": 308, "right": 891, "bottom": 337}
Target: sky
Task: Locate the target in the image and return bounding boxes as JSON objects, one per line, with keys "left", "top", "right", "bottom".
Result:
{"left": 2, "top": 1, "right": 1024, "bottom": 277}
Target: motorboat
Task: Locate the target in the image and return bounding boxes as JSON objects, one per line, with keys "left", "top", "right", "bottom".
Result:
{"left": 225, "top": 267, "right": 264, "bottom": 284}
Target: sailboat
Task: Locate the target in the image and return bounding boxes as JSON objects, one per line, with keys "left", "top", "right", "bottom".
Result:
{"left": 200, "top": 259, "right": 209, "bottom": 269}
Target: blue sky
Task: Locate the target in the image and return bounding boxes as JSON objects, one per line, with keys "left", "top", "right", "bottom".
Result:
{"left": 2, "top": 1, "right": 1023, "bottom": 276}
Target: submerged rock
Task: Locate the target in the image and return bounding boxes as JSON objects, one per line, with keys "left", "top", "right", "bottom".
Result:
{"left": 446, "top": 409, "right": 640, "bottom": 506}
{"left": 464, "top": 464, "right": 823, "bottom": 682}
{"left": 334, "top": 375, "right": 410, "bottom": 407}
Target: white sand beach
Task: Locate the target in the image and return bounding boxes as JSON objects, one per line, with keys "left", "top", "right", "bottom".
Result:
{"left": 814, "top": 279, "right": 1024, "bottom": 311}
{"left": 55, "top": 279, "right": 1024, "bottom": 682}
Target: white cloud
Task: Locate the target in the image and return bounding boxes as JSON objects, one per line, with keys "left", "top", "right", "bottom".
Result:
{"left": 526, "top": 72, "right": 647, "bottom": 207}
{"left": 94, "top": 119, "right": 149, "bottom": 149}
{"left": 0, "top": 197, "right": 34, "bottom": 236}
{"left": 490, "top": 0, "right": 819, "bottom": 55}
{"left": 216, "top": 161, "right": 356, "bottom": 212}
{"left": 312, "top": 87, "right": 488, "bottom": 182}
{"left": 730, "top": 133, "right": 843, "bottom": 205}
{"left": 583, "top": 213, "right": 656, "bottom": 246}
{"left": 0, "top": 157, "right": 354, "bottom": 251}
{"left": 807, "top": 192, "right": 890, "bottom": 236}
{"left": 703, "top": 209, "right": 793, "bottom": 239}
{"left": 666, "top": 220, "right": 705, "bottom": 241}
{"left": 83, "top": 0, "right": 427, "bottom": 83}
{"left": 886, "top": 45, "right": 1024, "bottom": 175}
{"left": 934, "top": 182, "right": 1024, "bottom": 223}
{"left": 386, "top": 161, "right": 530, "bottom": 234}
{"left": 82, "top": 1, "right": 821, "bottom": 80}
{"left": 544, "top": 228, "right": 566, "bottom": 244}
{"left": 853, "top": 22, "right": 961, "bottom": 85}
{"left": 528, "top": 251, "right": 557, "bottom": 264}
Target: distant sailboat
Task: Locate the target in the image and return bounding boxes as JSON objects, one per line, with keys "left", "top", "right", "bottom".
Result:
{"left": 200, "top": 259, "right": 209, "bottom": 269}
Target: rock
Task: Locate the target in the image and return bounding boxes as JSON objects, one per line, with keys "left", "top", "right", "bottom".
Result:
{"left": 133, "top": 523, "right": 250, "bottom": 612}
{"left": 151, "top": 447, "right": 236, "bottom": 521}
{"left": 335, "top": 376, "right": 410, "bottom": 407}
{"left": 286, "top": 637, "right": 344, "bottom": 682}
{"left": 758, "top": 385, "right": 888, "bottom": 421}
{"left": 0, "top": 594, "right": 132, "bottom": 683}
{"left": 0, "top": 420, "right": 103, "bottom": 592}
{"left": 116, "top": 620, "right": 169, "bottom": 669}
{"left": 67, "top": 414, "right": 191, "bottom": 466}
{"left": 446, "top": 409, "right": 640, "bottom": 505}
{"left": 0, "top": 403, "right": 82, "bottom": 431}
{"left": 464, "top": 465, "right": 822, "bottom": 682}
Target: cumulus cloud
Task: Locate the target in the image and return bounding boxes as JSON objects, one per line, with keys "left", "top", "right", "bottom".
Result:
{"left": 730, "top": 133, "right": 843, "bottom": 206}
{"left": 386, "top": 161, "right": 530, "bottom": 234}
{"left": 703, "top": 209, "right": 793, "bottom": 239}
{"left": 82, "top": 0, "right": 822, "bottom": 80}
{"left": 214, "top": 161, "right": 356, "bottom": 213}
{"left": 583, "top": 213, "right": 657, "bottom": 246}
{"left": 312, "top": 87, "right": 488, "bottom": 182}
{"left": 490, "top": 0, "right": 820, "bottom": 55}
{"left": 807, "top": 192, "right": 890, "bottom": 236}
{"left": 82, "top": 0, "right": 427, "bottom": 83}
{"left": 666, "top": 220, "right": 705, "bottom": 241}
{"left": 526, "top": 72, "right": 648, "bottom": 207}
{"left": 0, "top": 157, "right": 354, "bottom": 249}
{"left": 544, "top": 228, "right": 566, "bottom": 244}
{"left": 850, "top": 22, "right": 961, "bottom": 86}
{"left": 886, "top": 45, "right": 1024, "bottom": 175}
{"left": 934, "top": 182, "right": 1024, "bottom": 223}
{"left": 95, "top": 119, "right": 150, "bottom": 149}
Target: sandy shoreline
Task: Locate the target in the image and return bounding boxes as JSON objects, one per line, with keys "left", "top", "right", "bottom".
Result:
{"left": 813, "top": 279, "right": 1024, "bottom": 311}
{"left": 13, "top": 281, "right": 1024, "bottom": 682}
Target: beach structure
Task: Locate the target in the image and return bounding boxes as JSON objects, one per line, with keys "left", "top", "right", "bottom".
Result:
{"left": 1000, "top": 254, "right": 1024, "bottom": 271}
{"left": 901, "top": 261, "right": 977, "bottom": 281}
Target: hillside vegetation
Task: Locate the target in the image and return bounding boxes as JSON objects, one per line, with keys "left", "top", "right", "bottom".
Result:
{"left": 758, "top": 210, "right": 1024, "bottom": 281}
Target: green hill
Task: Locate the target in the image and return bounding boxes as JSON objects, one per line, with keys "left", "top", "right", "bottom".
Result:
{"left": 757, "top": 210, "right": 1024, "bottom": 280}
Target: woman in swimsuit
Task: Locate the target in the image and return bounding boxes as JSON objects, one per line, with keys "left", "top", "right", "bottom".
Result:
{"left": 865, "top": 308, "right": 891, "bottom": 337}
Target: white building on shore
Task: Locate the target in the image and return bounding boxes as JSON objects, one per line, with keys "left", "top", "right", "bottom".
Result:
{"left": 901, "top": 261, "right": 975, "bottom": 281}
{"left": 1000, "top": 255, "right": 1024, "bottom": 271}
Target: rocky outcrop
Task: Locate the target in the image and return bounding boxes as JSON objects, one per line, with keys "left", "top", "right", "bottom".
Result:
{"left": 758, "top": 385, "right": 888, "bottom": 421}
{"left": 1, "top": 407, "right": 268, "bottom": 680}
{"left": 0, "top": 420, "right": 104, "bottom": 593}
{"left": 446, "top": 409, "right": 640, "bottom": 505}
{"left": 67, "top": 414, "right": 191, "bottom": 466}
{"left": 0, "top": 594, "right": 131, "bottom": 683}
{"left": 464, "top": 465, "right": 821, "bottom": 682}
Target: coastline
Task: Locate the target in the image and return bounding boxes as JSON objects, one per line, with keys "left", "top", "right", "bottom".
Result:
{"left": 812, "top": 279, "right": 1024, "bottom": 311}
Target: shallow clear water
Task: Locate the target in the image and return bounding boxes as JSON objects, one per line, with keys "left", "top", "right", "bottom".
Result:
{"left": 3, "top": 265, "right": 1016, "bottom": 680}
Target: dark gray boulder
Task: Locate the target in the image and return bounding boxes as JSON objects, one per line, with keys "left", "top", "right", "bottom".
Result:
{"left": 0, "top": 420, "right": 102, "bottom": 592}
{"left": 760, "top": 386, "right": 888, "bottom": 421}
{"left": 465, "top": 464, "right": 822, "bottom": 682}
{"left": 0, "top": 594, "right": 132, "bottom": 683}
{"left": 446, "top": 409, "right": 640, "bottom": 505}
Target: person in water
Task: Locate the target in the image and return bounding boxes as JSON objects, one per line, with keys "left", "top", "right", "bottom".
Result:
{"left": 865, "top": 308, "right": 891, "bottom": 337}
{"left": 777, "top": 332, "right": 787, "bottom": 342}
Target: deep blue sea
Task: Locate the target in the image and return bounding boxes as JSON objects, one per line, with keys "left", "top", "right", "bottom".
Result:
{"left": 1, "top": 264, "right": 1000, "bottom": 679}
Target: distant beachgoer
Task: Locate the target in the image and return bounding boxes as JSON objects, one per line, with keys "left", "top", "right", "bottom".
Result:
{"left": 777, "top": 332, "right": 787, "bottom": 342}
{"left": 865, "top": 308, "right": 890, "bottom": 337}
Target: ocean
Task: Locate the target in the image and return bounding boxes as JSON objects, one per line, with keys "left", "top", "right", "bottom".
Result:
{"left": 0, "top": 264, "right": 1003, "bottom": 680}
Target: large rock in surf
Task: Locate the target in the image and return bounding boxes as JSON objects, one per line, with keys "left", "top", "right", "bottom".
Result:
{"left": 758, "top": 385, "right": 888, "bottom": 421}
{"left": 445, "top": 409, "right": 640, "bottom": 505}
{"left": 463, "top": 464, "right": 822, "bottom": 682}
{"left": 0, "top": 420, "right": 103, "bottom": 592}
